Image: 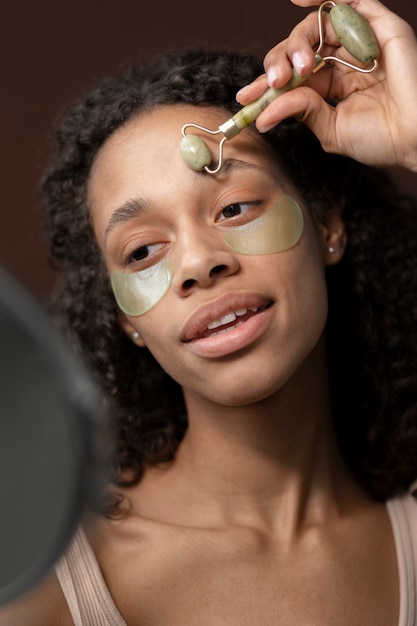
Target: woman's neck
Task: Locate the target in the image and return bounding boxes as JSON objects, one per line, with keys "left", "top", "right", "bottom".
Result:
{"left": 133, "top": 338, "right": 366, "bottom": 533}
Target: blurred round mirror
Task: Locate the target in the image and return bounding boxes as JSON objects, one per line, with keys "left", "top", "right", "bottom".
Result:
{"left": 0, "top": 267, "right": 108, "bottom": 606}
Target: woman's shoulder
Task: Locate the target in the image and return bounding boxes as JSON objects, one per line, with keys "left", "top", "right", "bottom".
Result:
{"left": 387, "top": 487, "right": 417, "bottom": 519}
{"left": 401, "top": 488, "right": 417, "bottom": 531}
{"left": 386, "top": 487, "right": 417, "bottom": 556}
{"left": 0, "top": 569, "right": 73, "bottom": 626}
{"left": 388, "top": 487, "right": 417, "bottom": 518}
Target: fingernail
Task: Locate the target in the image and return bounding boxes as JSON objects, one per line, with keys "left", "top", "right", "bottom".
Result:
{"left": 258, "top": 123, "right": 275, "bottom": 134}
{"left": 267, "top": 67, "right": 279, "bottom": 87}
{"left": 292, "top": 51, "right": 308, "bottom": 75}
{"left": 236, "top": 84, "right": 250, "bottom": 102}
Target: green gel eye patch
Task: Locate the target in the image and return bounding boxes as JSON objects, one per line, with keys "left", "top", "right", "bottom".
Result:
{"left": 110, "top": 196, "right": 303, "bottom": 317}
{"left": 111, "top": 258, "right": 173, "bottom": 317}
{"left": 222, "top": 195, "right": 304, "bottom": 255}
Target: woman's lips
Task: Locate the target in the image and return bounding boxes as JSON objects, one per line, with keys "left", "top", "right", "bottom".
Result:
{"left": 181, "top": 294, "right": 274, "bottom": 358}
{"left": 191, "top": 306, "right": 267, "bottom": 340}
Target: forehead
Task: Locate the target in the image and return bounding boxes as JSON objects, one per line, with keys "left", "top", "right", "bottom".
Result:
{"left": 89, "top": 103, "right": 281, "bottom": 185}
{"left": 88, "top": 104, "right": 288, "bottom": 238}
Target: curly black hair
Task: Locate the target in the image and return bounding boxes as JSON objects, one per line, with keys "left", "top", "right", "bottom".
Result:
{"left": 41, "top": 47, "right": 417, "bottom": 503}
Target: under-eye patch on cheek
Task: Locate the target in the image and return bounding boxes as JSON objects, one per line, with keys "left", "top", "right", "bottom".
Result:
{"left": 222, "top": 195, "right": 304, "bottom": 255}
{"left": 110, "top": 196, "right": 303, "bottom": 316}
{"left": 111, "top": 258, "right": 173, "bottom": 316}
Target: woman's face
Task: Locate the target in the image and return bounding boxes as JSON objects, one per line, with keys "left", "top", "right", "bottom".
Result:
{"left": 89, "top": 104, "right": 342, "bottom": 407}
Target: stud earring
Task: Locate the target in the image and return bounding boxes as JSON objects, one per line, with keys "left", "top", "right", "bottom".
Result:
{"left": 132, "top": 331, "right": 140, "bottom": 340}
{"left": 328, "top": 246, "right": 336, "bottom": 254}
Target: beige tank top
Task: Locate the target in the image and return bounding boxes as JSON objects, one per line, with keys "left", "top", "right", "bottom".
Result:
{"left": 55, "top": 493, "right": 417, "bottom": 626}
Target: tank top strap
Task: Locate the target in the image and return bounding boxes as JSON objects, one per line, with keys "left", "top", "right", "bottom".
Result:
{"left": 386, "top": 491, "right": 417, "bottom": 626}
{"left": 55, "top": 526, "right": 127, "bottom": 626}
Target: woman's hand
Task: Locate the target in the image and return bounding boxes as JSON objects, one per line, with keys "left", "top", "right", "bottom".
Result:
{"left": 237, "top": 0, "right": 417, "bottom": 172}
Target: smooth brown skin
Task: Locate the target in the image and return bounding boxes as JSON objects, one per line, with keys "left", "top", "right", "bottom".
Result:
{"left": 0, "top": 493, "right": 398, "bottom": 626}
{"left": 2, "top": 0, "right": 414, "bottom": 617}
{"left": 0, "top": 104, "right": 400, "bottom": 626}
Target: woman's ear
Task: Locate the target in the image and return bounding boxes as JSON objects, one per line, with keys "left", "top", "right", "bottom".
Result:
{"left": 318, "top": 211, "right": 347, "bottom": 266}
{"left": 118, "top": 313, "right": 146, "bottom": 348}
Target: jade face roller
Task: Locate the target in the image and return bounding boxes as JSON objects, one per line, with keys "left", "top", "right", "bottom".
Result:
{"left": 180, "top": 1, "right": 380, "bottom": 175}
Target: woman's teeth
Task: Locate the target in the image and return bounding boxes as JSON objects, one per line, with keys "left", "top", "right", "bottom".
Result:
{"left": 206, "top": 308, "right": 258, "bottom": 331}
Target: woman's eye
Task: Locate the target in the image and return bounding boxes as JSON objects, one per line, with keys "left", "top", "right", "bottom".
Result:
{"left": 218, "top": 202, "right": 253, "bottom": 221}
{"left": 125, "top": 243, "right": 164, "bottom": 266}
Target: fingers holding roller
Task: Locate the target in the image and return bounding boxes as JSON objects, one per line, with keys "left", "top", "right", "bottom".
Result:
{"left": 265, "top": 9, "right": 339, "bottom": 84}
{"left": 236, "top": 12, "right": 322, "bottom": 105}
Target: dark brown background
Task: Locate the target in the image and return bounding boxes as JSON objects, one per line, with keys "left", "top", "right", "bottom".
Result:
{"left": 2, "top": 0, "right": 417, "bottom": 300}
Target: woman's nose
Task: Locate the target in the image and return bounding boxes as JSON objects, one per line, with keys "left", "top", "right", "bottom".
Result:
{"left": 172, "top": 229, "right": 240, "bottom": 296}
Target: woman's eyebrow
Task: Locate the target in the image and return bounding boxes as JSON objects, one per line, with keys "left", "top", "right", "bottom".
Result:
{"left": 104, "top": 198, "right": 147, "bottom": 242}
{"left": 103, "top": 160, "right": 277, "bottom": 241}
{"left": 214, "top": 158, "right": 272, "bottom": 177}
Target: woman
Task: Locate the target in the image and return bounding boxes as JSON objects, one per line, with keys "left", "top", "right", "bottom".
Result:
{"left": 2, "top": 0, "right": 417, "bottom": 623}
